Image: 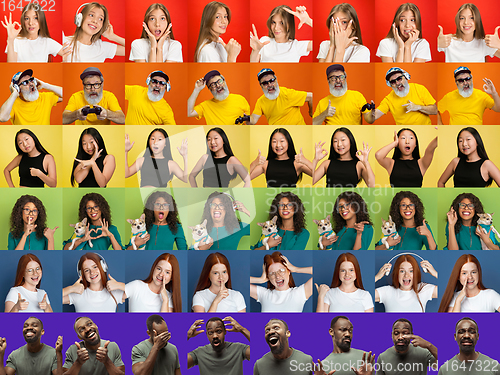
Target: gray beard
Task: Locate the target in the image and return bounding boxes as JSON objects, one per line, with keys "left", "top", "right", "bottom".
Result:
{"left": 147, "top": 86, "right": 164, "bottom": 102}
{"left": 458, "top": 85, "right": 473, "bottom": 98}
{"left": 393, "top": 81, "right": 410, "bottom": 98}
{"left": 23, "top": 88, "right": 39, "bottom": 102}
{"left": 213, "top": 87, "right": 230, "bottom": 101}
{"left": 263, "top": 84, "right": 280, "bottom": 100}
{"left": 329, "top": 82, "right": 348, "bottom": 97}
{"left": 84, "top": 90, "right": 103, "bottom": 105}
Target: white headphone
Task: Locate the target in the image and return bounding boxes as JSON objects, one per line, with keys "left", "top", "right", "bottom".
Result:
{"left": 77, "top": 252, "right": 108, "bottom": 278}
{"left": 146, "top": 71, "right": 171, "bottom": 92}
{"left": 74, "top": 3, "right": 90, "bottom": 27}
{"left": 385, "top": 252, "right": 428, "bottom": 276}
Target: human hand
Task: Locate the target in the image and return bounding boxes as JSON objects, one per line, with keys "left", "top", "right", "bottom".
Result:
{"left": 321, "top": 234, "right": 337, "bottom": 248}
{"left": 402, "top": 100, "right": 422, "bottom": 113}
{"left": 447, "top": 208, "right": 458, "bottom": 226}
{"left": 328, "top": 17, "right": 335, "bottom": 48}
{"left": 194, "top": 78, "right": 206, "bottom": 91}
{"left": 405, "top": 29, "right": 420, "bottom": 46}
{"left": 294, "top": 148, "right": 307, "bottom": 165}
{"left": 485, "top": 26, "right": 500, "bottom": 49}
{"left": 187, "top": 320, "right": 205, "bottom": 339}
{"left": 177, "top": 138, "right": 188, "bottom": 158}
{"left": 315, "top": 283, "right": 329, "bottom": 297}
{"left": 387, "top": 234, "right": 401, "bottom": 247}
{"left": 223, "top": 38, "right": 241, "bottom": 59}
{"left": 159, "top": 23, "right": 172, "bottom": 43}
{"left": 135, "top": 232, "right": 150, "bottom": 247}
{"left": 375, "top": 263, "right": 392, "bottom": 281}
{"left": 38, "top": 294, "right": 48, "bottom": 310}
{"left": 356, "top": 142, "right": 372, "bottom": 164}
{"left": 95, "top": 341, "right": 110, "bottom": 363}
{"left": 254, "top": 149, "right": 266, "bottom": 165}
{"left": 16, "top": 293, "right": 29, "bottom": 310}
{"left": 314, "top": 359, "right": 335, "bottom": 375}
{"left": 0, "top": 338, "right": 6, "bottom": 355}
{"left": 280, "top": 255, "right": 295, "bottom": 272}
{"left": 437, "top": 25, "right": 452, "bottom": 49}
{"left": 416, "top": 220, "right": 431, "bottom": 237}
{"left": 77, "top": 107, "right": 88, "bottom": 121}
{"left": 223, "top": 316, "right": 243, "bottom": 332}
{"left": 95, "top": 106, "right": 107, "bottom": 121}
{"left": 267, "top": 234, "right": 282, "bottom": 248}
{"left": 250, "top": 24, "right": 270, "bottom": 52}
{"left": 60, "top": 41, "right": 73, "bottom": 58}
{"left": 97, "top": 218, "right": 112, "bottom": 238}
{"left": 333, "top": 18, "right": 357, "bottom": 50}
{"left": 403, "top": 334, "right": 431, "bottom": 349}
{"left": 323, "top": 100, "right": 336, "bottom": 117}
{"left": 29, "top": 168, "right": 43, "bottom": 178}
{"left": 420, "top": 260, "right": 437, "bottom": 278}
{"left": 9, "top": 82, "right": 20, "bottom": 95}
{"left": 125, "top": 134, "right": 135, "bottom": 152}
{"left": 284, "top": 6, "right": 312, "bottom": 29}
{"left": 25, "top": 217, "right": 37, "bottom": 236}
{"left": 71, "top": 276, "right": 85, "bottom": 295}
{"left": 352, "top": 351, "right": 375, "bottom": 375}
{"left": 392, "top": 23, "right": 404, "bottom": 48}
{"left": 142, "top": 22, "right": 157, "bottom": 44}
{"left": 354, "top": 221, "right": 370, "bottom": 234}
{"left": 475, "top": 226, "right": 492, "bottom": 243}
{"left": 160, "top": 273, "right": 169, "bottom": 300}
{"left": 55, "top": 336, "right": 63, "bottom": 353}
{"left": 314, "top": 141, "right": 328, "bottom": 161}
{"left": 1, "top": 13, "right": 21, "bottom": 40}
{"left": 106, "top": 274, "right": 120, "bottom": 292}
{"left": 75, "top": 342, "right": 89, "bottom": 364}
{"left": 102, "top": 23, "right": 114, "bottom": 39}
{"left": 215, "top": 281, "right": 229, "bottom": 302}
{"left": 152, "top": 329, "right": 170, "bottom": 349}
{"left": 483, "top": 78, "right": 497, "bottom": 95}
{"left": 393, "top": 130, "right": 399, "bottom": 147}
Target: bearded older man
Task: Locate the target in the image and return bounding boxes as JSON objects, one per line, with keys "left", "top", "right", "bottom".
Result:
{"left": 367, "top": 67, "right": 437, "bottom": 125}
{"left": 313, "top": 64, "right": 373, "bottom": 125}
{"left": 187, "top": 70, "right": 250, "bottom": 125}
{"left": 63, "top": 67, "right": 125, "bottom": 125}
{"left": 438, "top": 66, "right": 500, "bottom": 125}
{"left": 0, "top": 69, "right": 63, "bottom": 125}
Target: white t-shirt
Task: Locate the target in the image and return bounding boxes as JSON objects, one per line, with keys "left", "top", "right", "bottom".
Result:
{"left": 5, "top": 37, "right": 62, "bottom": 62}
{"left": 125, "top": 280, "right": 173, "bottom": 313}
{"left": 449, "top": 289, "right": 500, "bottom": 312}
{"left": 256, "top": 284, "right": 307, "bottom": 312}
{"left": 192, "top": 288, "right": 246, "bottom": 312}
{"left": 316, "top": 40, "right": 370, "bottom": 62}
{"left": 323, "top": 287, "right": 373, "bottom": 312}
{"left": 376, "top": 283, "right": 435, "bottom": 312}
{"left": 129, "top": 38, "right": 183, "bottom": 62}
{"left": 64, "top": 37, "right": 117, "bottom": 62}
{"left": 438, "top": 37, "right": 497, "bottom": 62}
{"left": 5, "top": 286, "right": 51, "bottom": 313}
{"left": 197, "top": 38, "right": 227, "bottom": 62}
{"left": 258, "top": 37, "right": 310, "bottom": 62}
{"left": 68, "top": 288, "right": 124, "bottom": 312}
{"left": 376, "top": 37, "right": 432, "bottom": 62}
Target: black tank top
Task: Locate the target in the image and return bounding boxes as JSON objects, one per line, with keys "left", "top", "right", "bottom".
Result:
{"left": 79, "top": 156, "right": 106, "bottom": 187}
{"left": 140, "top": 156, "right": 172, "bottom": 187}
{"left": 203, "top": 155, "right": 234, "bottom": 187}
{"left": 19, "top": 154, "right": 47, "bottom": 187}
{"left": 326, "top": 159, "right": 359, "bottom": 187}
{"left": 266, "top": 158, "right": 298, "bottom": 188}
{"left": 389, "top": 159, "right": 423, "bottom": 187}
{"left": 454, "top": 158, "right": 487, "bottom": 187}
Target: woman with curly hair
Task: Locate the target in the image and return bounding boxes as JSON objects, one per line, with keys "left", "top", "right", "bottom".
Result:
{"left": 316, "top": 253, "right": 373, "bottom": 312}
{"left": 5, "top": 253, "right": 53, "bottom": 312}
{"left": 193, "top": 192, "right": 250, "bottom": 250}
{"left": 375, "top": 191, "right": 436, "bottom": 250}
{"left": 63, "top": 192, "right": 123, "bottom": 250}
{"left": 438, "top": 127, "right": 500, "bottom": 187}
{"left": 250, "top": 251, "right": 312, "bottom": 312}
{"left": 375, "top": 254, "right": 438, "bottom": 312}
{"left": 319, "top": 192, "right": 373, "bottom": 250}
{"left": 126, "top": 191, "right": 187, "bottom": 250}
{"left": 192, "top": 252, "right": 245, "bottom": 312}
{"left": 251, "top": 191, "right": 309, "bottom": 250}
{"left": 8, "top": 195, "right": 58, "bottom": 250}
{"left": 439, "top": 254, "right": 500, "bottom": 312}
{"left": 445, "top": 193, "right": 499, "bottom": 250}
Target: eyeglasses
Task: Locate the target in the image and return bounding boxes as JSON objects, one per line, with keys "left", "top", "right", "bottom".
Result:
{"left": 328, "top": 74, "right": 346, "bottom": 83}
{"left": 83, "top": 82, "right": 103, "bottom": 90}
{"left": 23, "top": 208, "right": 38, "bottom": 215}
{"left": 86, "top": 205, "right": 100, "bottom": 213}
{"left": 399, "top": 203, "right": 415, "bottom": 210}
{"left": 268, "top": 268, "right": 286, "bottom": 278}
{"left": 277, "top": 203, "right": 294, "bottom": 209}
{"left": 456, "top": 76, "right": 472, "bottom": 84}
{"left": 459, "top": 203, "right": 474, "bottom": 209}
{"left": 338, "top": 203, "right": 352, "bottom": 211}
{"left": 154, "top": 203, "right": 170, "bottom": 210}
{"left": 260, "top": 77, "right": 276, "bottom": 87}
{"left": 210, "top": 203, "right": 225, "bottom": 210}
{"left": 150, "top": 78, "right": 167, "bottom": 87}
{"left": 26, "top": 267, "right": 41, "bottom": 275}
{"left": 19, "top": 77, "right": 35, "bottom": 86}
{"left": 208, "top": 78, "right": 224, "bottom": 90}
{"left": 389, "top": 76, "right": 404, "bottom": 86}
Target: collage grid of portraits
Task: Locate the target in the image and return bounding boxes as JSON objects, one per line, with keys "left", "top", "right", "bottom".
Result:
{"left": 1, "top": 0, "right": 500, "bottom": 374}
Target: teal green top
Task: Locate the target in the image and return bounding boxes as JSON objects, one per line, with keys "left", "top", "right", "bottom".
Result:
{"left": 190, "top": 222, "right": 250, "bottom": 250}
{"left": 252, "top": 228, "right": 310, "bottom": 250}
{"left": 8, "top": 232, "right": 48, "bottom": 250}
{"left": 327, "top": 225, "right": 374, "bottom": 250}
{"left": 126, "top": 224, "right": 187, "bottom": 250}
{"left": 376, "top": 223, "right": 435, "bottom": 250}
{"left": 445, "top": 222, "right": 500, "bottom": 250}
{"left": 63, "top": 224, "right": 124, "bottom": 250}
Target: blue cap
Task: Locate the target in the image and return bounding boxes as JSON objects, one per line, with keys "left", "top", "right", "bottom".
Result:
{"left": 12, "top": 69, "right": 33, "bottom": 85}
{"left": 454, "top": 66, "right": 471, "bottom": 78}
{"left": 257, "top": 68, "right": 275, "bottom": 81}
{"left": 385, "top": 67, "right": 410, "bottom": 87}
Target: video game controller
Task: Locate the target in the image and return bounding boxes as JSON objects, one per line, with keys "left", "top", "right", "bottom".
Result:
{"left": 81, "top": 106, "right": 102, "bottom": 116}
{"left": 361, "top": 102, "right": 375, "bottom": 111}
{"left": 235, "top": 115, "right": 250, "bottom": 124}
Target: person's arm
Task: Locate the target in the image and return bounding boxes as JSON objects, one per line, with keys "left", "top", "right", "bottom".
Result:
{"left": 483, "top": 160, "right": 500, "bottom": 187}
{"left": 36, "top": 79, "right": 63, "bottom": 102}
{"left": 249, "top": 25, "right": 269, "bottom": 62}
{"left": 187, "top": 79, "right": 204, "bottom": 117}
{"left": 416, "top": 220, "right": 436, "bottom": 250}
{"left": 404, "top": 335, "right": 437, "bottom": 363}
{"left": 62, "top": 277, "right": 84, "bottom": 304}
{"left": 3, "top": 155, "right": 20, "bottom": 187}
{"left": 305, "top": 92, "right": 313, "bottom": 117}
{"left": 357, "top": 142, "right": 375, "bottom": 187}
{"left": 0, "top": 337, "right": 15, "bottom": 375}
{"left": 446, "top": 211, "right": 459, "bottom": 250}
{"left": 294, "top": 149, "right": 314, "bottom": 177}
{"left": 418, "top": 136, "right": 437, "bottom": 177}
{"left": 475, "top": 226, "right": 500, "bottom": 250}
{"left": 103, "top": 24, "right": 125, "bottom": 56}
{"left": 312, "top": 100, "right": 335, "bottom": 125}
{"left": 249, "top": 151, "right": 266, "bottom": 180}
{"left": 2, "top": 13, "right": 20, "bottom": 62}
{"left": 229, "top": 157, "right": 251, "bottom": 187}
{"left": 374, "top": 131, "right": 398, "bottom": 173}
{"left": 250, "top": 264, "right": 267, "bottom": 300}
{"left": 310, "top": 141, "right": 329, "bottom": 185}
{"left": 364, "top": 105, "right": 384, "bottom": 124}
{"left": 246, "top": 113, "right": 262, "bottom": 125}
{"left": 95, "top": 106, "right": 125, "bottom": 124}
{"left": 223, "top": 316, "right": 250, "bottom": 342}
{"left": 53, "top": 336, "right": 63, "bottom": 375}
{"left": 5, "top": 292, "right": 29, "bottom": 312}
{"left": 40, "top": 293, "right": 53, "bottom": 312}
{"left": 483, "top": 78, "right": 500, "bottom": 111}
{"left": 95, "top": 154, "right": 115, "bottom": 187}
{"left": 332, "top": 19, "right": 357, "bottom": 62}
{"left": 0, "top": 84, "right": 19, "bottom": 122}
{"left": 31, "top": 154, "right": 57, "bottom": 187}
{"left": 314, "top": 284, "right": 329, "bottom": 312}
{"left": 188, "top": 155, "right": 208, "bottom": 187}
{"left": 99, "top": 220, "right": 123, "bottom": 250}
{"left": 403, "top": 30, "right": 420, "bottom": 62}
{"left": 132, "top": 331, "right": 171, "bottom": 375}
{"left": 95, "top": 342, "right": 124, "bottom": 375}
{"left": 124, "top": 135, "right": 145, "bottom": 179}
{"left": 62, "top": 108, "right": 87, "bottom": 125}
{"left": 437, "top": 158, "right": 458, "bottom": 187}
{"left": 437, "top": 111, "right": 444, "bottom": 125}
{"left": 168, "top": 138, "right": 189, "bottom": 183}
{"left": 374, "top": 234, "right": 400, "bottom": 250}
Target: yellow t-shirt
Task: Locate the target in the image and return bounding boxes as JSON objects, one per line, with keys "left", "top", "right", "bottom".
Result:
{"left": 194, "top": 93, "right": 250, "bottom": 125}
{"left": 377, "top": 83, "right": 435, "bottom": 125}
{"left": 313, "top": 91, "right": 367, "bottom": 125}
{"left": 65, "top": 90, "right": 122, "bottom": 125}
{"left": 10, "top": 92, "right": 59, "bottom": 125}
{"left": 438, "top": 89, "right": 494, "bottom": 125}
{"left": 125, "top": 85, "right": 176, "bottom": 125}
{"left": 253, "top": 86, "right": 307, "bottom": 125}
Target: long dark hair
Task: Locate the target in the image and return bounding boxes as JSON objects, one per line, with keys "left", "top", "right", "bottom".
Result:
{"left": 10, "top": 195, "right": 47, "bottom": 240}
{"left": 143, "top": 191, "right": 180, "bottom": 233}
{"left": 268, "top": 191, "right": 306, "bottom": 234}
{"left": 457, "top": 127, "right": 491, "bottom": 186}
{"left": 78, "top": 192, "right": 112, "bottom": 224}
{"left": 200, "top": 192, "right": 240, "bottom": 234}
{"left": 194, "top": 252, "right": 232, "bottom": 293}
{"left": 332, "top": 191, "right": 372, "bottom": 233}
{"left": 205, "top": 128, "right": 237, "bottom": 182}
{"left": 15, "top": 129, "right": 49, "bottom": 156}
{"left": 328, "top": 127, "right": 358, "bottom": 161}
{"left": 389, "top": 191, "right": 425, "bottom": 230}
{"left": 142, "top": 128, "right": 173, "bottom": 177}
{"left": 330, "top": 252, "right": 364, "bottom": 289}
{"left": 71, "top": 128, "right": 109, "bottom": 186}
{"left": 267, "top": 128, "right": 302, "bottom": 182}
{"left": 392, "top": 128, "right": 420, "bottom": 160}
{"left": 449, "top": 193, "right": 484, "bottom": 234}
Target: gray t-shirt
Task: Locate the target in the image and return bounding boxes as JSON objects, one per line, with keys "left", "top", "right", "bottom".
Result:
{"left": 131, "top": 339, "right": 180, "bottom": 375}
{"left": 322, "top": 348, "right": 367, "bottom": 375}
{"left": 376, "top": 345, "right": 435, "bottom": 375}
{"left": 438, "top": 353, "right": 500, "bottom": 375}
{"left": 63, "top": 339, "right": 124, "bottom": 375}
{"left": 6, "top": 344, "right": 57, "bottom": 375}
{"left": 254, "top": 348, "right": 313, "bottom": 375}
{"left": 189, "top": 341, "right": 249, "bottom": 375}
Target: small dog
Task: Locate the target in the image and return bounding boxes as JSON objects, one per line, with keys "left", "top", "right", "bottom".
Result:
{"left": 477, "top": 213, "right": 499, "bottom": 250}
{"left": 257, "top": 216, "right": 281, "bottom": 250}
{"left": 313, "top": 215, "right": 336, "bottom": 250}
{"left": 127, "top": 214, "right": 148, "bottom": 250}
{"left": 381, "top": 215, "right": 400, "bottom": 251}
{"left": 69, "top": 218, "right": 92, "bottom": 250}
{"left": 189, "top": 219, "right": 213, "bottom": 250}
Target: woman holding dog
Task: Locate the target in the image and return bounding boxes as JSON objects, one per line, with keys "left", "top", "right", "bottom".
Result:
{"left": 375, "top": 191, "right": 436, "bottom": 250}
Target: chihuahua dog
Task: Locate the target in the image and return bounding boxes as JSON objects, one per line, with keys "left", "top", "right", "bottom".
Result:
{"left": 257, "top": 216, "right": 281, "bottom": 250}
{"left": 381, "top": 215, "right": 400, "bottom": 250}
{"left": 127, "top": 214, "right": 148, "bottom": 250}
{"left": 313, "top": 215, "right": 336, "bottom": 250}
{"left": 477, "top": 213, "right": 499, "bottom": 250}
{"left": 69, "top": 217, "right": 92, "bottom": 250}
{"left": 189, "top": 219, "right": 213, "bottom": 250}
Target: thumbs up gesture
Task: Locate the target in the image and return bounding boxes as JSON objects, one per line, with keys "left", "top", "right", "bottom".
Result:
{"left": 324, "top": 100, "right": 336, "bottom": 117}
{"left": 416, "top": 219, "right": 431, "bottom": 237}
{"left": 437, "top": 25, "right": 452, "bottom": 49}
{"left": 485, "top": 26, "right": 500, "bottom": 49}
{"left": 294, "top": 148, "right": 307, "bottom": 165}
{"left": 75, "top": 342, "right": 89, "bottom": 364}
{"left": 96, "top": 340, "right": 110, "bottom": 363}
{"left": 39, "top": 293, "right": 48, "bottom": 311}
{"left": 106, "top": 274, "right": 121, "bottom": 292}
{"left": 254, "top": 149, "right": 266, "bottom": 165}
{"left": 16, "top": 293, "right": 29, "bottom": 311}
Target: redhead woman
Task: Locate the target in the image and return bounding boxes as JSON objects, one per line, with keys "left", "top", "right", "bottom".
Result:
{"left": 5, "top": 254, "right": 52, "bottom": 312}
{"left": 192, "top": 252, "right": 246, "bottom": 312}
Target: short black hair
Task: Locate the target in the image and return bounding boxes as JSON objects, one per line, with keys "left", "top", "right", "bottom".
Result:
{"left": 74, "top": 316, "right": 91, "bottom": 333}
{"left": 455, "top": 317, "right": 478, "bottom": 333}
{"left": 26, "top": 316, "right": 43, "bottom": 329}
{"left": 392, "top": 318, "right": 413, "bottom": 333}
{"left": 147, "top": 315, "right": 165, "bottom": 333}
{"left": 267, "top": 319, "right": 289, "bottom": 332}
{"left": 330, "top": 316, "right": 349, "bottom": 329}
{"left": 206, "top": 317, "right": 226, "bottom": 331}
